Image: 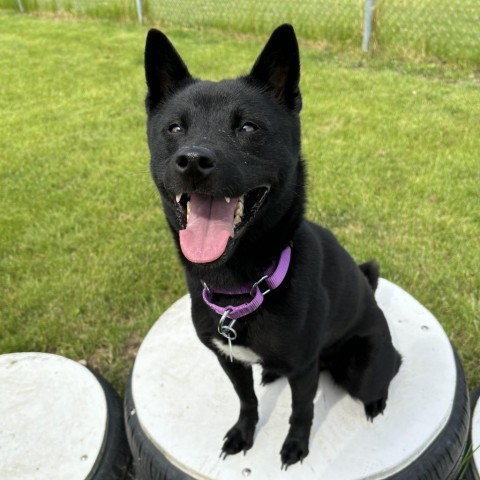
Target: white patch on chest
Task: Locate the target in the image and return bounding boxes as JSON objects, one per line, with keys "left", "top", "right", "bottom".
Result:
{"left": 212, "top": 338, "right": 262, "bottom": 365}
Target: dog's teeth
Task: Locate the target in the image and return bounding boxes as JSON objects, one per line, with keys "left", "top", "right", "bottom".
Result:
{"left": 233, "top": 198, "right": 244, "bottom": 226}
{"left": 176, "top": 194, "right": 182, "bottom": 203}
{"left": 235, "top": 202, "right": 244, "bottom": 217}
{"left": 187, "top": 201, "right": 191, "bottom": 223}
{"left": 225, "top": 197, "right": 231, "bottom": 203}
{"left": 232, "top": 195, "right": 246, "bottom": 228}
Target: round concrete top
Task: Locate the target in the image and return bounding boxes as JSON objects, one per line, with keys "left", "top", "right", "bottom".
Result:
{"left": 472, "top": 394, "right": 480, "bottom": 473}
{"left": 132, "top": 279, "right": 456, "bottom": 479}
{"left": 0, "top": 352, "right": 108, "bottom": 480}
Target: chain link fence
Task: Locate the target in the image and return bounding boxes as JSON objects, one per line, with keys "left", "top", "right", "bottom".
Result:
{"left": 372, "top": 0, "right": 479, "bottom": 63}
{"left": 7, "top": 0, "right": 480, "bottom": 64}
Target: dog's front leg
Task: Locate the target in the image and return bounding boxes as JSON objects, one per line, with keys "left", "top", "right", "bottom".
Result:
{"left": 280, "top": 361, "right": 320, "bottom": 468}
{"left": 216, "top": 354, "right": 259, "bottom": 457}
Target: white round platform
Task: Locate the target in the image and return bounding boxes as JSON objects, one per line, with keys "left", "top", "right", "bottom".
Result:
{"left": 473, "top": 395, "right": 480, "bottom": 475}
{"left": 131, "top": 279, "right": 457, "bottom": 479}
{"left": 0, "top": 352, "right": 108, "bottom": 480}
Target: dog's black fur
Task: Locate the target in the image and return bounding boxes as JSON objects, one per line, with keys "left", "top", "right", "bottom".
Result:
{"left": 145, "top": 24, "right": 401, "bottom": 468}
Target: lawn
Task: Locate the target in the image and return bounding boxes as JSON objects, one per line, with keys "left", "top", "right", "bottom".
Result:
{"left": 0, "top": 12, "right": 478, "bottom": 393}
{"left": 1, "top": 0, "right": 479, "bottom": 64}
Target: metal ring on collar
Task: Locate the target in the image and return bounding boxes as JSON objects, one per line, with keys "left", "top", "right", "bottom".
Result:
{"left": 250, "top": 275, "right": 271, "bottom": 297}
{"left": 201, "top": 280, "right": 211, "bottom": 297}
{"left": 219, "top": 325, "right": 237, "bottom": 341}
{"left": 217, "top": 309, "right": 233, "bottom": 335}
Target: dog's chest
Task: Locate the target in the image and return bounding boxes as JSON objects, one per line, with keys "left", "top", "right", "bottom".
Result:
{"left": 212, "top": 338, "right": 262, "bottom": 365}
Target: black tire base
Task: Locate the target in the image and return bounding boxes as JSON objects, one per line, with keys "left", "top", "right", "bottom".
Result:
{"left": 88, "top": 369, "right": 133, "bottom": 480}
{"left": 124, "top": 348, "right": 470, "bottom": 480}
{"left": 463, "top": 388, "right": 480, "bottom": 480}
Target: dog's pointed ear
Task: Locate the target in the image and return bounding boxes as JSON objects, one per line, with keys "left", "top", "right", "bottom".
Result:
{"left": 144, "top": 29, "right": 192, "bottom": 111}
{"left": 248, "top": 24, "right": 301, "bottom": 111}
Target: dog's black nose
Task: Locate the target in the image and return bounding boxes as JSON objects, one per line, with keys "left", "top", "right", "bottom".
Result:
{"left": 175, "top": 146, "right": 216, "bottom": 178}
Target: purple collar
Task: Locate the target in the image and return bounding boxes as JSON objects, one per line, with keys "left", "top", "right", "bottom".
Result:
{"left": 201, "top": 245, "right": 292, "bottom": 321}
{"left": 201, "top": 245, "right": 292, "bottom": 361}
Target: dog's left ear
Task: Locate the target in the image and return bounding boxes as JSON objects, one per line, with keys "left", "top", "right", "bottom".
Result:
{"left": 248, "top": 24, "right": 301, "bottom": 112}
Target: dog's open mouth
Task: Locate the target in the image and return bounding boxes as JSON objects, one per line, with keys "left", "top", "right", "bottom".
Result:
{"left": 174, "top": 187, "right": 269, "bottom": 263}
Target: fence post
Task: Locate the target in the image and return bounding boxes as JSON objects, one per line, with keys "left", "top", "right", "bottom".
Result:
{"left": 17, "top": 0, "right": 24, "bottom": 13}
{"left": 135, "top": 0, "right": 143, "bottom": 24}
{"left": 362, "top": 0, "right": 375, "bottom": 52}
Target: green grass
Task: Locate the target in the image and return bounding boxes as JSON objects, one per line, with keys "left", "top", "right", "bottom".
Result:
{"left": 1, "top": 0, "right": 479, "bottom": 65}
{"left": 0, "top": 13, "right": 479, "bottom": 394}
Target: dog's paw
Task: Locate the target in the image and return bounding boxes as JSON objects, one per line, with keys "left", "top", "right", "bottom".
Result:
{"left": 221, "top": 424, "right": 254, "bottom": 457}
{"left": 280, "top": 437, "right": 309, "bottom": 469}
{"left": 261, "top": 369, "right": 281, "bottom": 386}
{"left": 364, "top": 397, "right": 387, "bottom": 421}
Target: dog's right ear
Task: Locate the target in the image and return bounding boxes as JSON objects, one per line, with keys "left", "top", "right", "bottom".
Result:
{"left": 144, "top": 29, "right": 192, "bottom": 111}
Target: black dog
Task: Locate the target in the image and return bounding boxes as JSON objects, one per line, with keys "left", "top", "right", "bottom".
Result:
{"left": 145, "top": 24, "right": 401, "bottom": 468}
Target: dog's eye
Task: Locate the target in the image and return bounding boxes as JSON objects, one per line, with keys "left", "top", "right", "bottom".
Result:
{"left": 240, "top": 122, "right": 258, "bottom": 133}
{"left": 168, "top": 123, "right": 183, "bottom": 134}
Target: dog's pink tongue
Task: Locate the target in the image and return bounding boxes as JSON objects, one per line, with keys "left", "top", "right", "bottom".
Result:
{"left": 179, "top": 193, "right": 238, "bottom": 263}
